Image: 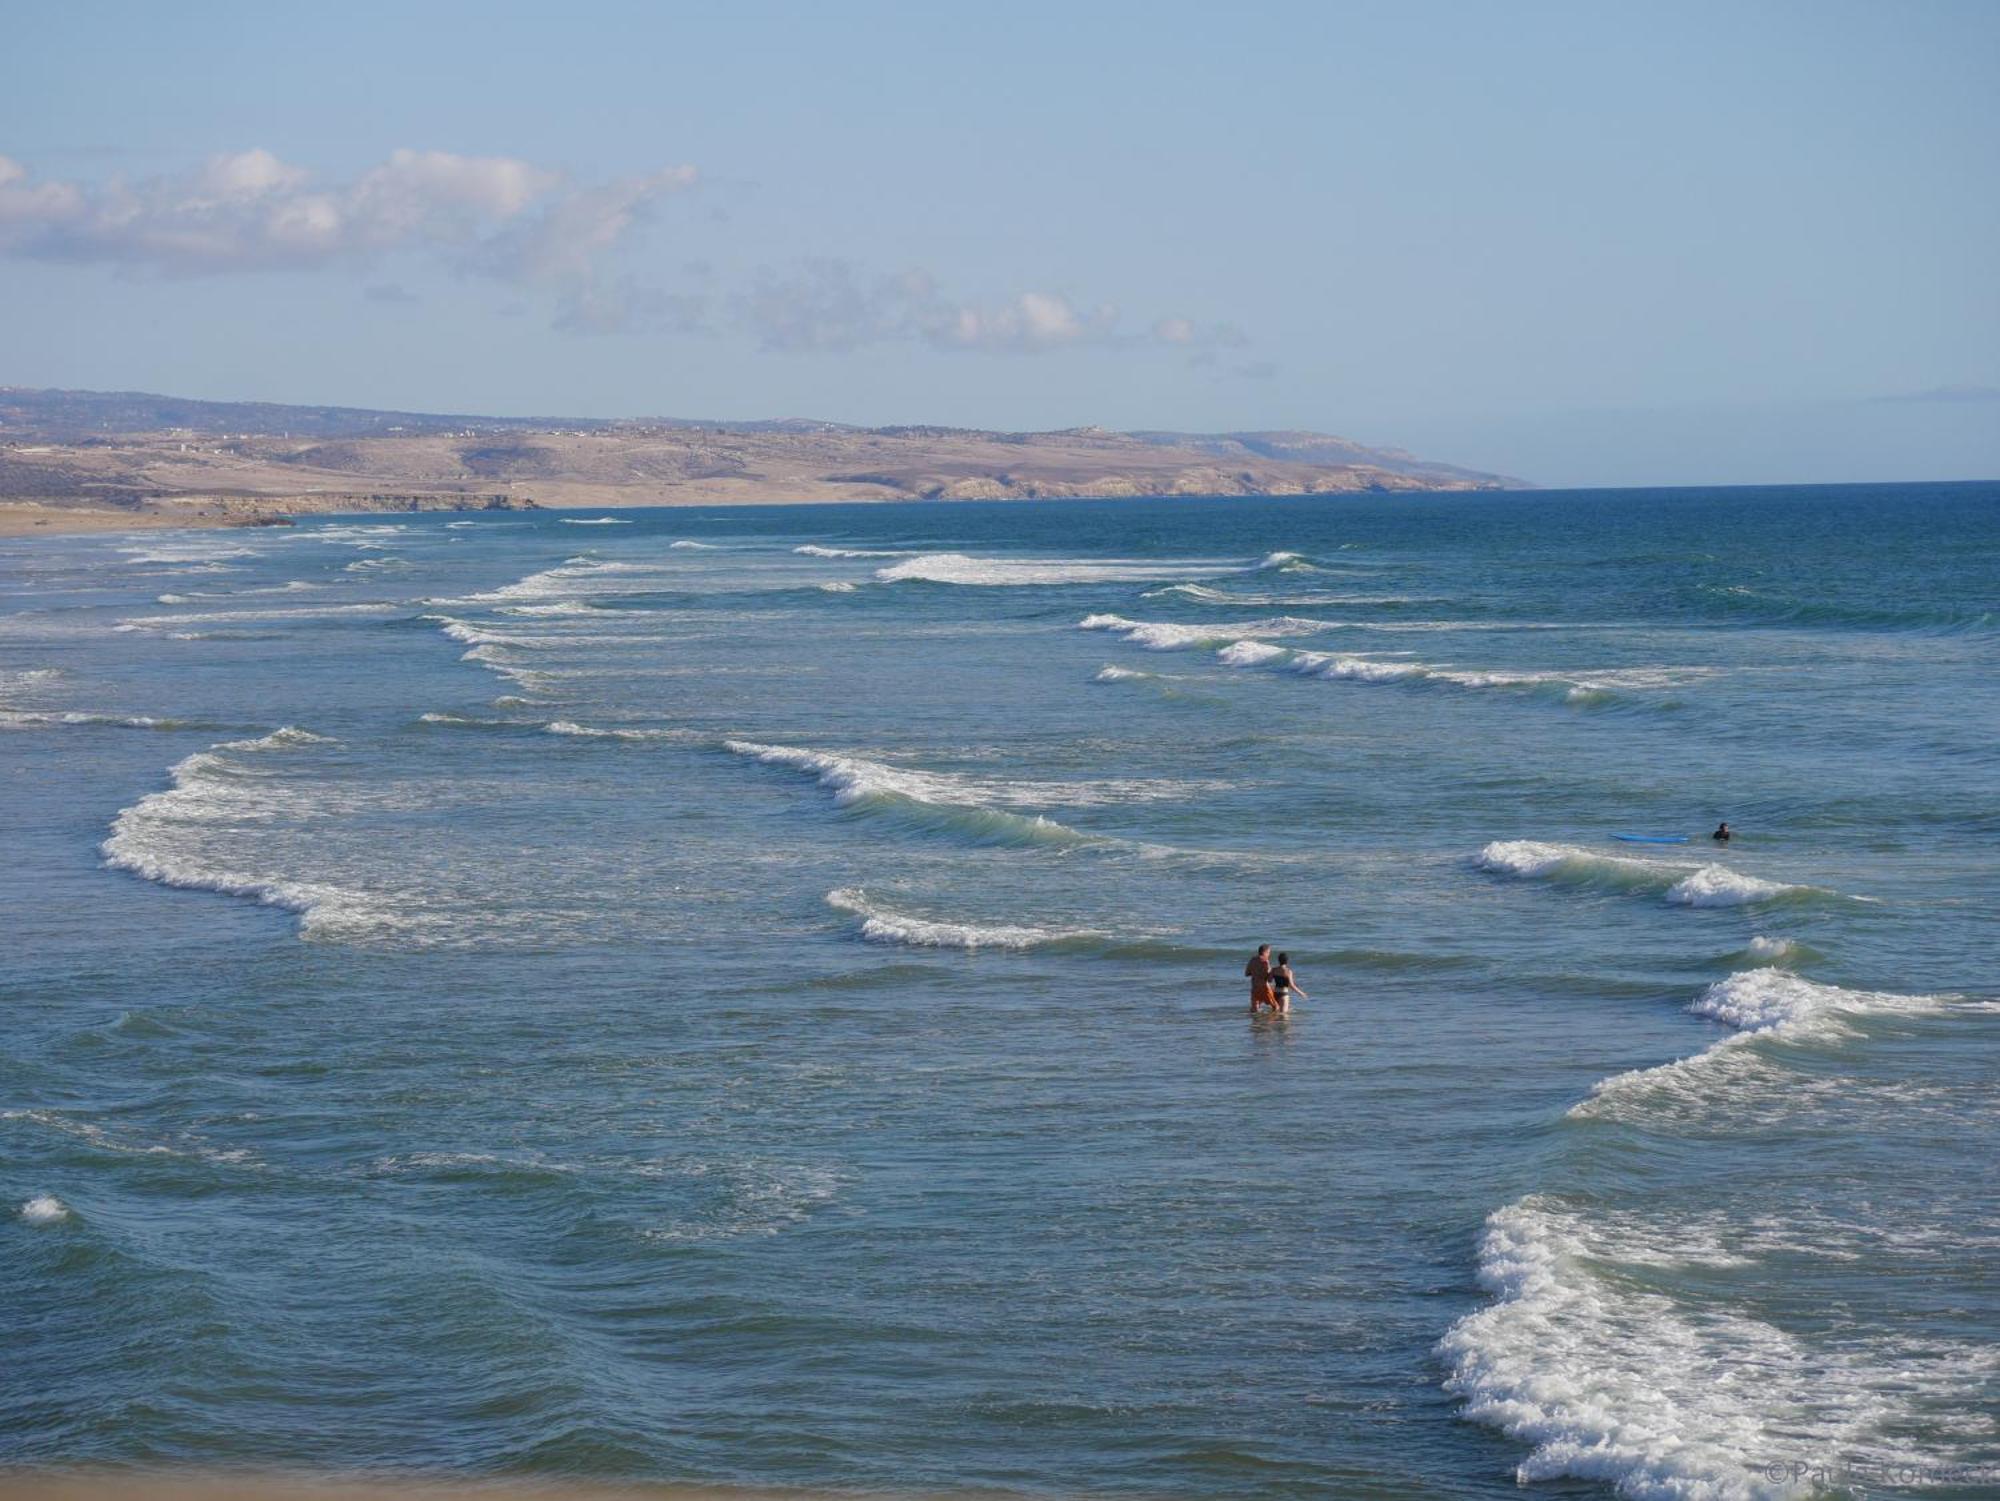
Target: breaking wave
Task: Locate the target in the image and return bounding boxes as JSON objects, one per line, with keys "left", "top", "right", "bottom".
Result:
{"left": 1079, "top": 613, "right": 1333, "bottom": 650}
{"left": 825, "top": 888, "right": 1102, "bottom": 950}
{"left": 794, "top": 544, "right": 909, "bottom": 559}
{"left": 97, "top": 728, "right": 405, "bottom": 941}
{"left": 878, "top": 553, "right": 1269, "bottom": 586}
{"left": 560, "top": 516, "right": 632, "bottom": 525}
{"left": 1473, "top": 841, "right": 1822, "bottom": 907}
{"left": 1216, "top": 640, "right": 1713, "bottom": 702}
{"left": 1443, "top": 966, "right": 1956, "bottom": 1496}
{"left": 725, "top": 740, "right": 1089, "bottom": 847}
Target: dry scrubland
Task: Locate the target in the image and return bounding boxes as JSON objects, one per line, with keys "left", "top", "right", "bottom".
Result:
{"left": 0, "top": 388, "right": 1521, "bottom": 535}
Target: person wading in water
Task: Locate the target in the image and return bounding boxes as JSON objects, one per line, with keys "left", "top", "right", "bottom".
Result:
{"left": 1246, "top": 944, "right": 1275, "bottom": 1013}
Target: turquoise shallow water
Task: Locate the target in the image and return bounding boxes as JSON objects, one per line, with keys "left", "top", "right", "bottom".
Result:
{"left": 3, "top": 484, "right": 1997, "bottom": 1500}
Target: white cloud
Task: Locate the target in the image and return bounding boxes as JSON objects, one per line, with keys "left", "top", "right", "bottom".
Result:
{"left": 736, "top": 259, "right": 1209, "bottom": 357}
{"left": 0, "top": 151, "right": 1246, "bottom": 354}
{"left": 0, "top": 148, "right": 691, "bottom": 283}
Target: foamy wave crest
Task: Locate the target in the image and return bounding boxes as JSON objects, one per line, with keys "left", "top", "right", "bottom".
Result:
{"left": 457, "top": 558, "right": 667, "bottom": 605}
{"left": 668, "top": 538, "right": 715, "bottom": 547}
{"left": 1440, "top": 1194, "right": 1887, "bottom": 1500}
{"left": 99, "top": 728, "right": 394, "bottom": 940}
{"left": 1080, "top": 614, "right": 1332, "bottom": 650}
{"left": 726, "top": 740, "right": 1087, "bottom": 847}
{"left": 795, "top": 544, "right": 908, "bottom": 558}
{"left": 1574, "top": 972, "right": 1943, "bottom": 1127}
{"left": 20, "top": 1194, "right": 70, "bottom": 1225}
{"left": 878, "top": 553, "right": 1250, "bottom": 586}
{"left": 115, "top": 603, "right": 401, "bottom": 631}
{"left": 818, "top": 581, "right": 858, "bottom": 593}
{"left": 1093, "top": 664, "right": 1154, "bottom": 682}
{"left": 561, "top": 516, "right": 632, "bottom": 525}
{"left": 119, "top": 541, "right": 260, "bottom": 566}
{"left": 545, "top": 720, "right": 694, "bottom": 743}
{"left": 1, "top": 710, "right": 206, "bottom": 732}
{"left": 1475, "top": 841, "right": 1821, "bottom": 908}
{"left": 1222, "top": 642, "right": 1711, "bottom": 700}
{"left": 826, "top": 888, "right": 1100, "bottom": 950}
{"left": 1663, "top": 866, "right": 1800, "bottom": 908}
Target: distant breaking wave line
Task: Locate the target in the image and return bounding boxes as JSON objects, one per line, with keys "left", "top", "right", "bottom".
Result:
{"left": 725, "top": 740, "right": 1089, "bottom": 848}
{"left": 1216, "top": 639, "right": 1717, "bottom": 703}
{"left": 1080, "top": 613, "right": 1335, "bottom": 650}
{"left": 825, "top": 888, "right": 1103, "bottom": 950}
{"left": 795, "top": 544, "right": 912, "bottom": 559}
{"left": 876, "top": 550, "right": 1312, "bottom": 586}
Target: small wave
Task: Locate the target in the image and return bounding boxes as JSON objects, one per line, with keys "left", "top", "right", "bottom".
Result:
{"left": 1474, "top": 841, "right": 1822, "bottom": 907}
{"left": 1220, "top": 641, "right": 1712, "bottom": 700}
{"left": 1092, "top": 664, "right": 1155, "bottom": 683}
{"left": 818, "top": 581, "right": 858, "bottom": 593}
{"left": 1574, "top": 972, "right": 1943, "bottom": 1126}
{"left": 1146, "top": 581, "right": 1430, "bottom": 607}
{"left": 116, "top": 603, "right": 401, "bottom": 631}
{"left": 560, "top": 516, "right": 632, "bottom": 525}
{"left": 878, "top": 553, "right": 1253, "bottom": 586}
{"left": 20, "top": 1194, "right": 69, "bottom": 1225}
{"left": 795, "top": 544, "right": 908, "bottom": 558}
{"left": 826, "top": 888, "right": 1101, "bottom": 950}
{"left": 545, "top": 720, "right": 694, "bottom": 743}
{"left": 725, "top": 740, "right": 1088, "bottom": 847}
{"left": 1079, "top": 613, "right": 1333, "bottom": 650}
{"left": 1, "top": 710, "right": 209, "bottom": 732}
{"left": 668, "top": 538, "right": 715, "bottom": 547}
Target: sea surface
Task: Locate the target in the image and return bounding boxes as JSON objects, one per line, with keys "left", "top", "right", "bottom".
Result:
{"left": 3, "top": 484, "right": 1997, "bottom": 1501}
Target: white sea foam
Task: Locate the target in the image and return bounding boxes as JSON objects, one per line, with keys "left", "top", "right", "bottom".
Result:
{"left": 97, "top": 727, "right": 402, "bottom": 940}
{"left": 826, "top": 888, "right": 1100, "bottom": 950}
{"left": 455, "top": 558, "right": 668, "bottom": 605}
{"left": 1440, "top": 1194, "right": 1907, "bottom": 1501}
{"left": 1215, "top": 639, "right": 1290, "bottom": 667}
{"left": 20, "top": 1194, "right": 69, "bottom": 1225}
{"left": 119, "top": 541, "right": 260, "bottom": 566}
{"left": 668, "top": 538, "right": 715, "bottom": 547}
{"left": 725, "top": 740, "right": 1091, "bottom": 846}
{"left": 545, "top": 720, "right": 694, "bottom": 742}
{"left": 1092, "top": 664, "right": 1154, "bottom": 682}
{"left": 1220, "top": 641, "right": 1712, "bottom": 698}
{"left": 818, "top": 581, "right": 858, "bottom": 593}
{"left": 1474, "top": 841, "right": 1820, "bottom": 908}
{"left": 879, "top": 553, "right": 1253, "bottom": 586}
{"left": 1079, "top": 613, "right": 1333, "bottom": 650}
{"left": 116, "top": 603, "right": 401, "bottom": 631}
{"left": 561, "top": 516, "right": 632, "bottom": 525}
{"left": 1, "top": 710, "right": 197, "bottom": 732}
{"left": 795, "top": 544, "right": 909, "bottom": 558}
{"left": 1664, "top": 866, "right": 1799, "bottom": 908}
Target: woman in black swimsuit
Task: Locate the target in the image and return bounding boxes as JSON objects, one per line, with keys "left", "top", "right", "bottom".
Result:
{"left": 1270, "top": 952, "right": 1307, "bottom": 1012}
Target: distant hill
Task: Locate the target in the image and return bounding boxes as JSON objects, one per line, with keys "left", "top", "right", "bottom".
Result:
{"left": 0, "top": 385, "right": 1525, "bottom": 524}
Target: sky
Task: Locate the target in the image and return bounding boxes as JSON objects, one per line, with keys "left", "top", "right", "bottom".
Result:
{"left": 2, "top": 0, "right": 1995, "bottom": 486}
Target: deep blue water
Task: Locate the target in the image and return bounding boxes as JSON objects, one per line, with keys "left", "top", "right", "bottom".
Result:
{"left": 3, "top": 484, "right": 1997, "bottom": 1500}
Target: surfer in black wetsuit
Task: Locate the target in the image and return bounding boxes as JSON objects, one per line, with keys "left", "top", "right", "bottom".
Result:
{"left": 1712, "top": 822, "right": 1732, "bottom": 842}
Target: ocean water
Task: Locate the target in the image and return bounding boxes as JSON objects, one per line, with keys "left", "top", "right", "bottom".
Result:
{"left": 2, "top": 484, "right": 1996, "bottom": 1501}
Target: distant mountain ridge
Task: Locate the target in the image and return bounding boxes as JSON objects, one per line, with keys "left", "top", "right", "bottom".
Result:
{"left": 0, "top": 386, "right": 1515, "bottom": 487}
{"left": 0, "top": 385, "right": 1525, "bottom": 525}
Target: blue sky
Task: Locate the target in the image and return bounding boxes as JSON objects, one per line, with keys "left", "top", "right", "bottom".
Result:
{"left": 2, "top": 0, "right": 1995, "bottom": 485}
